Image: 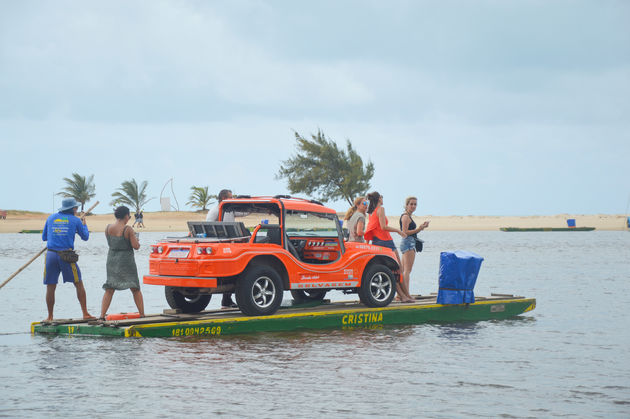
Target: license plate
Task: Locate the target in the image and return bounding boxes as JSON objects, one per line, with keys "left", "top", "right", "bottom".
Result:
{"left": 168, "top": 249, "right": 190, "bottom": 258}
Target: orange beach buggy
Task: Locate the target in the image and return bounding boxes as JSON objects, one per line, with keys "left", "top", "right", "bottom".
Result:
{"left": 144, "top": 196, "right": 401, "bottom": 316}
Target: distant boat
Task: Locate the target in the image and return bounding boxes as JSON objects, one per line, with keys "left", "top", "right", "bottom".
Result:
{"left": 19, "top": 229, "right": 43, "bottom": 234}
{"left": 500, "top": 227, "right": 595, "bottom": 232}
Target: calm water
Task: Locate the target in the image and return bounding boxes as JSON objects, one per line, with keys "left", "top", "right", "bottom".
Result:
{"left": 1, "top": 230, "right": 629, "bottom": 417}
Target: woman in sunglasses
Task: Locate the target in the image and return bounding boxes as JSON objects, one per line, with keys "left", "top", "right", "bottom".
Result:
{"left": 400, "top": 196, "right": 429, "bottom": 300}
{"left": 344, "top": 196, "right": 368, "bottom": 242}
{"left": 364, "top": 191, "right": 413, "bottom": 303}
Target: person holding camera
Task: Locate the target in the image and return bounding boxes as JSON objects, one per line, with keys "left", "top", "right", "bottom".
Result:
{"left": 99, "top": 206, "right": 145, "bottom": 320}
{"left": 399, "top": 197, "right": 429, "bottom": 299}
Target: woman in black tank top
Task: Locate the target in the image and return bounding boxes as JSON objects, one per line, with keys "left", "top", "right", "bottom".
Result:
{"left": 399, "top": 197, "right": 430, "bottom": 301}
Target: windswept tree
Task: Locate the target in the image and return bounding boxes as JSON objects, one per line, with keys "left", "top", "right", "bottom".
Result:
{"left": 110, "top": 179, "right": 154, "bottom": 212}
{"left": 187, "top": 186, "right": 216, "bottom": 212}
{"left": 58, "top": 173, "right": 96, "bottom": 212}
{"left": 276, "top": 130, "right": 374, "bottom": 206}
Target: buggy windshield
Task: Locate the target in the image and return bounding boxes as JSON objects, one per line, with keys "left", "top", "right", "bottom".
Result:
{"left": 285, "top": 210, "right": 339, "bottom": 237}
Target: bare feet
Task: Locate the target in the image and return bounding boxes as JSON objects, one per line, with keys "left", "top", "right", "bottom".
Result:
{"left": 83, "top": 313, "right": 95, "bottom": 320}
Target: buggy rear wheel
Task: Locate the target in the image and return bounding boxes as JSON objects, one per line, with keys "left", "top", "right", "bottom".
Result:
{"left": 235, "top": 265, "right": 283, "bottom": 316}
{"left": 165, "top": 286, "right": 212, "bottom": 313}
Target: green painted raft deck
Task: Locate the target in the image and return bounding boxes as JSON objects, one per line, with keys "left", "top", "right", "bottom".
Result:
{"left": 31, "top": 294, "right": 535, "bottom": 338}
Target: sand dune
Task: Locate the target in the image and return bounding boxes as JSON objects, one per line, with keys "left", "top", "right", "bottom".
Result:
{"left": 0, "top": 211, "right": 627, "bottom": 233}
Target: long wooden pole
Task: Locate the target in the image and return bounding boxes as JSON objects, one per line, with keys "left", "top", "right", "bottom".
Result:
{"left": 0, "top": 248, "right": 47, "bottom": 290}
{"left": 0, "top": 200, "right": 100, "bottom": 290}
{"left": 79, "top": 200, "right": 100, "bottom": 220}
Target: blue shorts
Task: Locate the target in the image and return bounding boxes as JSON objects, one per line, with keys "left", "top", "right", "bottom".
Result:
{"left": 372, "top": 237, "right": 397, "bottom": 251}
{"left": 43, "top": 251, "right": 82, "bottom": 285}
{"left": 400, "top": 236, "right": 416, "bottom": 253}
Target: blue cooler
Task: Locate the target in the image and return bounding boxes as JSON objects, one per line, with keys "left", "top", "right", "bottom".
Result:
{"left": 567, "top": 219, "right": 576, "bottom": 228}
{"left": 437, "top": 251, "right": 484, "bottom": 304}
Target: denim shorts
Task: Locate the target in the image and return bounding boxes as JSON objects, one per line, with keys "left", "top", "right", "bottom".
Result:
{"left": 372, "top": 237, "right": 397, "bottom": 251}
{"left": 400, "top": 236, "right": 416, "bottom": 253}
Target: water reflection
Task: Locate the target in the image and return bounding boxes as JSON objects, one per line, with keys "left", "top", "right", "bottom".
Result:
{"left": 431, "top": 322, "right": 483, "bottom": 342}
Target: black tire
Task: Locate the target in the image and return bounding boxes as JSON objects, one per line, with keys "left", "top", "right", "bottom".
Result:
{"left": 165, "top": 286, "right": 212, "bottom": 313}
{"left": 290, "top": 289, "right": 327, "bottom": 303}
{"left": 358, "top": 264, "right": 396, "bottom": 307}
{"left": 235, "top": 265, "right": 284, "bottom": 316}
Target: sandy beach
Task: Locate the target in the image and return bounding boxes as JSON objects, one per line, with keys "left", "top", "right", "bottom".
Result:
{"left": 0, "top": 210, "right": 627, "bottom": 233}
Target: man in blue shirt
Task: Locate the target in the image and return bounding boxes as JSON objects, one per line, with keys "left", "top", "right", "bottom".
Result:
{"left": 42, "top": 197, "right": 93, "bottom": 322}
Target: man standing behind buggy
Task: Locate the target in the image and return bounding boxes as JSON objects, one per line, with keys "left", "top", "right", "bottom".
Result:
{"left": 42, "top": 197, "right": 93, "bottom": 322}
{"left": 206, "top": 189, "right": 238, "bottom": 309}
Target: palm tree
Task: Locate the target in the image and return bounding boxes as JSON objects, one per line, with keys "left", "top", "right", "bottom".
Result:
{"left": 187, "top": 186, "right": 216, "bottom": 212}
{"left": 110, "top": 179, "right": 154, "bottom": 212}
{"left": 58, "top": 173, "right": 96, "bottom": 212}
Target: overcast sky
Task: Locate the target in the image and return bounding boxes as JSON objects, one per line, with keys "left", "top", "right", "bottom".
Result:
{"left": 1, "top": 1, "right": 629, "bottom": 216}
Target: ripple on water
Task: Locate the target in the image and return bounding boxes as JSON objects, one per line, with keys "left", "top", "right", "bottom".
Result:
{"left": 1, "top": 231, "right": 630, "bottom": 417}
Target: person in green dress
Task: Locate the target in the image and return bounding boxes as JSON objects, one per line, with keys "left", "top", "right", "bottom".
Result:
{"left": 99, "top": 206, "right": 145, "bottom": 320}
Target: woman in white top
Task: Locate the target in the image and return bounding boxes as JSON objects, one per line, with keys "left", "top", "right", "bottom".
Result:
{"left": 344, "top": 197, "right": 368, "bottom": 242}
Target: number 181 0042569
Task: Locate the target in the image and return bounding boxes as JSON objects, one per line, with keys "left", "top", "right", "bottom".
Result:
{"left": 172, "top": 326, "right": 222, "bottom": 337}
